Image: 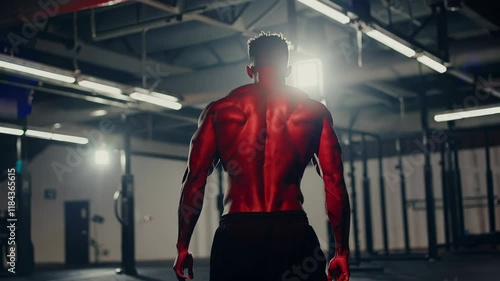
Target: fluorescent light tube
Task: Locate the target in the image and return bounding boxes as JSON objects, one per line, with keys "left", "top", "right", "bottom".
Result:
{"left": 0, "top": 126, "right": 24, "bottom": 136}
{"left": 78, "top": 80, "right": 122, "bottom": 95}
{"left": 131, "top": 92, "right": 182, "bottom": 110}
{"left": 149, "top": 91, "right": 179, "bottom": 102}
{"left": 366, "top": 30, "right": 416, "bottom": 58}
{"left": 134, "top": 87, "right": 179, "bottom": 102}
{"left": 90, "top": 109, "right": 108, "bottom": 117}
{"left": 25, "top": 130, "right": 53, "bottom": 140}
{"left": 434, "top": 106, "right": 500, "bottom": 122}
{"left": 52, "top": 133, "right": 89, "bottom": 144}
{"left": 26, "top": 129, "right": 89, "bottom": 144}
{"left": 0, "top": 60, "right": 76, "bottom": 83}
{"left": 417, "top": 55, "right": 447, "bottom": 73}
{"left": 297, "top": 0, "right": 350, "bottom": 24}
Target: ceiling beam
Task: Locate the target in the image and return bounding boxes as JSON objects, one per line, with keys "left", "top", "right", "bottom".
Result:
{"left": 158, "top": 35, "right": 500, "bottom": 106}
{"left": 90, "top": 9, "right": 190, "bottom": 41}
{"left": 32, "top": 38, "right": 192, "bottom": 78}
{"left": 138, "top": 0, "right": 258, "bottom": 36}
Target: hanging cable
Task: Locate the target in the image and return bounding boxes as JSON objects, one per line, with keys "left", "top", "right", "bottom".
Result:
{"left": 141, "top": 29, "right": 147, "bottom": 89}
{"left": 399, "top": 96, "right": 405, "bottom": 118}
{"left": 73, "top": 12, "right": 80, "bottom": 74}
{"left": 407, "top": 0, "right": 414, "bottom": 34}
{"left": 357, "top": 26, "right": 363, "bottom": 67}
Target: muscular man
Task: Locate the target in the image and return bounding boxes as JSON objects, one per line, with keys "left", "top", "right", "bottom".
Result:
{"left": 173, "top": 32, "right": 350, "bottom": 281}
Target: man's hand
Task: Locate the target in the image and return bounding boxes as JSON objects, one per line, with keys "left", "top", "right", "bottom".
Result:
{"left": 173, "top": 250, "right": 194, "bottom": 280}
{"left": 327, "top": 255, "right": 349, "bottom": 281}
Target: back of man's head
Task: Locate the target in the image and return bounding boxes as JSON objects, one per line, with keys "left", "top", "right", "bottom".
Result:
{"left": 248, "top": 32, "right": 290, "bottom": 71}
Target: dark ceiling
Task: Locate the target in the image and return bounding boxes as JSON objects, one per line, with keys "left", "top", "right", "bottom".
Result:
{"left": 0, "top": 0, "right": 499, "bottom": 146}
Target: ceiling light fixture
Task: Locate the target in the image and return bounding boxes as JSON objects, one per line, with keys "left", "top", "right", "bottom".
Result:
{"left": 0, "top": 126, "right": 24, "bottom": 136}
{"left": 25, "top": 130, "right": 53, "bottom": 140}
{"left": 130, "top": 92, "right": 182, "bottom": 110}
{"left": 365, "top": 30, "right": 416, "bottom": 58}
{"left": 78, "top": 80, "right": 123, "bottom": 96}
{"left": 90, "top": 109, "right": 108, "bottom": 117}
{"left": 434, "top": 105, "right": 500, "bottom": 122}
{"left": 0, "top": 55, "right": 76, "bottom": 83}
{"left": 26, "top": 129, "right": 89, "bottom": 144}
{"left": 51, "top": 133, "right": 89, "bottom": 144}
{"left": 297, "top": 0, "right": 350, "bottom": 24}
{"left": 417, "top": 55, "right": 447, "bottom": 73}
{"left": 149, "top": 91, "right": 179, "bottom": 102}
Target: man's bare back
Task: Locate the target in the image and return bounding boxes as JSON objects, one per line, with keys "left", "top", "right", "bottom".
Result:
{"left": 210, "top": 83, "right": 326, "bottom": 214}
{"left": 174, "top": 32, "right": 350, "bottom": 281}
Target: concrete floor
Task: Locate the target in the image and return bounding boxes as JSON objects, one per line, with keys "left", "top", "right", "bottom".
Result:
{"left": 4, "top": 252, "right": 500, "bottom": 281}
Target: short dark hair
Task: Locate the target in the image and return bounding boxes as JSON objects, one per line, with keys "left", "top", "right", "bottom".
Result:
{"left": 247, "top": 32, "right": 290, "bottom": 68}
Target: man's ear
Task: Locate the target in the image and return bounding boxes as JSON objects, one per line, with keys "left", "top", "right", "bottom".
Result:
{"left": 284, "top": 65, "right": 292, "bottom": 78}
{"left": 246, "top": 65, "right": 254, "bottom": 79}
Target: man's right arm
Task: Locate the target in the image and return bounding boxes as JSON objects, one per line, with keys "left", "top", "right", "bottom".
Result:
{"left": 315, "top": 107, "right": 350, "bottom": 280}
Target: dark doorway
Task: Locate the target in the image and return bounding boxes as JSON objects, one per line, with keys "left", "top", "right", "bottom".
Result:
{"left": 64, "top": 201, "right": 90, "bottom": 266}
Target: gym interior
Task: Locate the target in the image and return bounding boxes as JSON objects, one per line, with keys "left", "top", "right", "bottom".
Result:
{"left": 0, "top": 0, "right": 499, "bottom": 280}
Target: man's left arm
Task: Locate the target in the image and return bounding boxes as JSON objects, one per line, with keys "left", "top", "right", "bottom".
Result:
{"left": 174, "top": 103, "right": 218, "bottom": 280}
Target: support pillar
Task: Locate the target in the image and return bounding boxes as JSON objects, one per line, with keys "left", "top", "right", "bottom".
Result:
{"left": 419, "top": 93, "right": 438, "bottom": 260}
{"left": 118, "top": 116, "right": 137, "bottom": 276}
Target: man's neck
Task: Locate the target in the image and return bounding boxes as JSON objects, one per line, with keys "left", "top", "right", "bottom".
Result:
{"left": 254, "top": 67, "right": 285, "bottom": 87}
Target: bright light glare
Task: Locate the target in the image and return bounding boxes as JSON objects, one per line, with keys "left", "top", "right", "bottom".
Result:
{"left": 417, "top": 55, "right": 447, "bottom": 73}
{"left": 295, "top": 59, "right": 323, "bottom": 88}
{"left": 366, "top": 30, "right": 416, "bottom": 58}
{"left": 434, "top": 106, "right": 500, "bottom": 122}
{"left": 0, "top": 59, "right": 76, "bottom": 83}
{"left": 95, "top": 150, "right": 110, "bottom": 165}
{"left": 296, "top": 62, "right": 319, "bottom": 88}
{"left": 297, "top": 0, "right": 350, "bottom": 24}
{"left": 130, "top": 92, "right": 182, "bottom": 110}
{"left": 78, "top": 80, "right": 122, "bottom": 95}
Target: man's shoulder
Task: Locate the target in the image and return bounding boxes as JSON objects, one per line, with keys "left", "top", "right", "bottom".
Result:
{"left": 228, "top": 84, "right": 256, "bottom": 96}
{"left": 286, "top": 86, "right": 328, "bottom": 112}
{"left": 202, "top": 87, "right": 250, "bottom": 114}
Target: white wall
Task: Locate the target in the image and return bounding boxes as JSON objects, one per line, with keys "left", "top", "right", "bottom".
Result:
{"left": 27, "top": 145, "right": 122, "bottom": 264}
{"left": 345, "top": 147, "right": 500, "bottom": 252}
{"left": 0, "top": 145, "right": 499, "bottom": 264}
{"left": 132, "top": 155, "right": 220, "bottom": 260}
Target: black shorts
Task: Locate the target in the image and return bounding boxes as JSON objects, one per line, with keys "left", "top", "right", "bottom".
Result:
{"left": 210, "top": 210, "right": 328, "bottom": 281}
